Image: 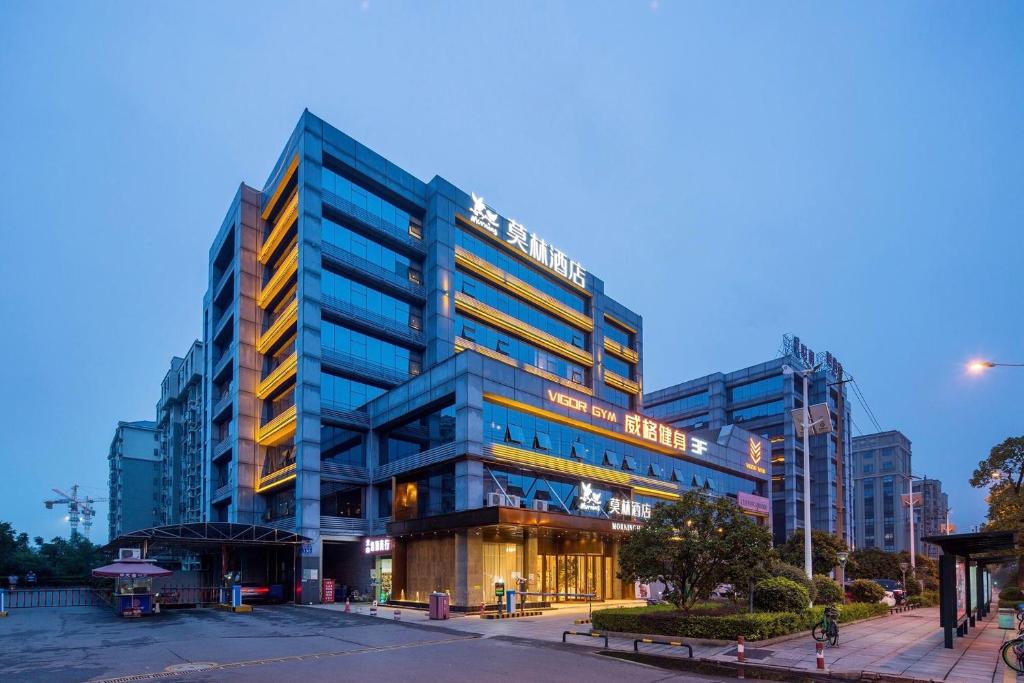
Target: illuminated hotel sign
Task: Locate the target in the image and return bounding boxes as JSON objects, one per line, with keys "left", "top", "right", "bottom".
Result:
{"left": 746, "top": 437, "right": 766, "bottom": 475}
{"left": 609, "top": 497, "right": 652, "bottom": 520}
{"left": 547, "top": 390, "right": 708, "bottom": 457}
{"left": 363, "top": 537, "right": 391, "bottom": 555}
{"left": 469, "top": 193, "right": 587, "bottom": 288}
{"left": 578, "top": 482, "right": 603, "bottom": 512}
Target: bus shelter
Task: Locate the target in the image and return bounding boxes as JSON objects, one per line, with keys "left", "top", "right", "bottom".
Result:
{"left": 921, "top": 530, "right": 1016, "bottom": 648}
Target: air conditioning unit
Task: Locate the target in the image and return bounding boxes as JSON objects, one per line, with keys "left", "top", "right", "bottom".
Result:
{"left": 119, "top": 548, "right": 142, "bottom": 560}
{"left": 532, "top": 500, "right": 549, "bottom": 512}
{"left": 486, "top": 492, "right": 502, "bottom": 507}
{"left": 486, "top": 492, "right": 521, "bottom": 508}
{"left": 505, "top": 495, "right": 521, "bottom": 509}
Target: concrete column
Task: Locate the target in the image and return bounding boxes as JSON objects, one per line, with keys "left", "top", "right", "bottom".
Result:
{"left": 393, "top": 538, "right": 407, "bottom": 602}
{"left": 454, "top": 530, "right": 483, "bottom": 609}
{"left": 455, "top": 459, "right": 484, "bottom": 511}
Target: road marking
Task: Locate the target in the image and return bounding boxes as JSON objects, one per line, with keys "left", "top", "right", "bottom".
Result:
{"left": 88, "top": 635, "right": 479, "bottom": 682}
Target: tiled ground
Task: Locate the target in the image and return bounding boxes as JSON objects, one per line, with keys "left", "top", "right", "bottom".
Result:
{"left": 314, "top": 600, "right": 1017, "bottom": 682}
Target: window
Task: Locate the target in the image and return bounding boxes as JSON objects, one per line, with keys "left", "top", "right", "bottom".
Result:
{"left": 648, "top": 463, "right": 665, "bottom": 478}
{"left": 505, "top": 425, "right": 525, "bottom": 444}
{"left": 603, "top": 450, "right": 621, "bottom": 468}
{"left": 571, "top": 442, "right": 587, "bottom": 460}
{"left": 728, "top": 376, "right": 784, "bottom": 403}
{"left": 645, "top": 392, "right": 710, "bottom": 419}
{"left": 534, "top": 432, "right": 552, "bottom": 451}
{"left": 461, "top": 323, "right": 477, "bottom": 342}
{"left": 622, "top": 456, "right": 638, "bottom": 471}
{"left": 863, "top": 463, "right": 874, "bottom": 474}
{"left": 408, "top": 217, "right": 423, "bottom": 240}
{"left": 728, "top": 400, "right": 785, "bottom": 422}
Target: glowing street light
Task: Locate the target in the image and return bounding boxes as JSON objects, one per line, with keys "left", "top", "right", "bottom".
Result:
{"left": 967, "top": 359, "right": 1024, "bottom": 373}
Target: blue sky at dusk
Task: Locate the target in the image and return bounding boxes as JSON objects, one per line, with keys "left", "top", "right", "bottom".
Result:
{"left": 0, "top": 1, "right": 1021, "bottom": 542}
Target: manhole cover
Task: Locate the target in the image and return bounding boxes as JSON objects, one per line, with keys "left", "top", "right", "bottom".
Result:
{"left": 165, "top": 663, "right": 216, "bottom": 672}
{"left": 722, "top": 647, "right": 773, "bottom": 660}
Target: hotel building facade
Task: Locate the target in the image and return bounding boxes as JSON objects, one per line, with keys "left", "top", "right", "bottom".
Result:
{"left": 202, "top": 110, "right": 770, "bottom": 607}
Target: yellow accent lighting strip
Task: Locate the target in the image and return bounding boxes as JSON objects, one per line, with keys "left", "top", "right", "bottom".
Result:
{"left": 632, "top": 485, "right": 681, "bottom": 501}
{"left": 455, "top": 213, "right": 591, "bottom": 296}
{"left": 256, "top": 404, "right": 297, "bottom": 446}
{"left": 257, "top": 299, "right": 298, "bottom": 354}
{"left": 604, "top": 369, "right": 641, "bottom": 396}
{"left": 261, "top": 154, "right": 299, "bottom": 221}
{"left": 484, "top": 392, "right": 681, "bottom": 458}
{"left": 257, "top": 247, "right": 298, "bottom": 309}
{"left": 454, "top": 247, "right": 593, "bottom": 331}
{"left": 255, "top": 352, "right": 297, "bottom": 400}
{"left": 489, "top": 443, "right": 678, "bottom": 495}
{"left": 255, "top": 464, "right": 296, "bottom": 493}
{"left": 603, "top": 336, "right": 639, "bottom": 364}
{"left": 603, "top": 312, "right": 637, "bottom": 335}
{"left": 455, "top": 292, "right": 593, "bottom": 367}
{"left": 258, "top": 192, "right": 299, "bottom": 265}
{"left": 455, "top": 338, "right": 593, "bottom": 396}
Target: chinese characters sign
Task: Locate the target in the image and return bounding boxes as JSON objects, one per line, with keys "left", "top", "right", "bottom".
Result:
{"left": 363, "top": 537, "right": 391, "bottom": 555}
{"left": 608, "top": 497, "right": 652, "bottom": 519}
{"left": 469, "top": 193, "right": 587, "bottom": 288}
{"left": 547, "top": 389, "right": 708, "bottom": 457}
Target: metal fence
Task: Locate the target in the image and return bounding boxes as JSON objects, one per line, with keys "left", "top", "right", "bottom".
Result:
{"left": 153, "top": 586, "right": 223, "bottom": 607}
{"left": 3, "top": 587, "right": 109, "bottom": 608}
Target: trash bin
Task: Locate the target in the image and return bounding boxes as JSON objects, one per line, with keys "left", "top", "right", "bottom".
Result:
{"left": 999, "top": 608, "right": 1016, "bottom": 629}
{"left": 506, "top": 589, "right": 516, "bottom": 614}
{"left": 429, "top": 592, "right": 450, "bottom": 620}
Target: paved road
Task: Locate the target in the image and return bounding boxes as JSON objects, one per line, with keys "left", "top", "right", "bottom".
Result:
{"left": 0, "top": 605, "right": 727, "bottom": 682}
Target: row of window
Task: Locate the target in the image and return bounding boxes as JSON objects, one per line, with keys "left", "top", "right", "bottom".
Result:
{"left": 321, "top": 371, "right": 387, "bottom": 411}
{"left": 381, "top": 402, "right": 457, "bottom": 465}
{"left": 456, "top": 314, "right": 587, "bottom": 385}
{"left": 603, "top": 321, "right": 633, "bottom": 349}
{"left": 645, "top": 391, "right": 709, "bottom": 419}
{"left": 483, "top": 402, "right": 764, "bottom": 497}
{"left": 603, "top": 384, "right": 633, "bottom": 411}
{"left": 729, "top": 375, "right": 784, "bottom": 404}
{"left": 395, "top": 465, "right": 456, "bottom": 519}
{"left": 321, "top": 167, "right": 420, "bottom": 237}
{"left": 603, "top": 353, "right": 632, "bottom": 379}
{"left": 455, "top": 228, "right": 587, "bottom": 314}
{"left": 456, "top": 270, "right": 587, "bottom": 349}
{"left": 728, "top": 399, "right": 785, "bottom": 423}
{"left": 321, "top": 319, "right": 421, "bottom": 376}
{"left": 322, "top": 269, "right": 422, "bottom": 328}
{"left": 671, "top": 414, "right": 709, "bottom": 430}
{"left": 322, "top": 216, "right": 422, "bottom": 283}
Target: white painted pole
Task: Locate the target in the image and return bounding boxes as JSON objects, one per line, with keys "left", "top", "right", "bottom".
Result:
{"left": 907, "top": 477, "right": 916, "bottom": 569}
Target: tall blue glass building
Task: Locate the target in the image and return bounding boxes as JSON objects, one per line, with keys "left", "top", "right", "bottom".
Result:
{"left": 644, "top": 337, "right": 854, "bottom": 547}
{"left": 203, "top": 111, "right": 771, "bottom": 607}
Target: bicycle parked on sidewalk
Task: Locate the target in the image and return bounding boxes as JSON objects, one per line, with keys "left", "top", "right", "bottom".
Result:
{"left": 1000, "top": 607, "right": 1024, "bottom": 673}
{"left": 812, "top": 605, "right": 840, "bottom": 647}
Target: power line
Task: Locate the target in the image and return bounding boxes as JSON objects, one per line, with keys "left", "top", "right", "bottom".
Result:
{"left": 850, "top": 379, "right": 883, "bottom": 433}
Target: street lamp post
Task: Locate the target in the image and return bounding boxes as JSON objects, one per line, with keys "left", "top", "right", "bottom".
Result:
{"left": 899, "top": 560, "right": 909, "bottom": 595}
{"left": 905, "top": 474, "right": 926, "bottom": 570}
{"left": 967, "top": 360, "right": 1024, "bottom": 373}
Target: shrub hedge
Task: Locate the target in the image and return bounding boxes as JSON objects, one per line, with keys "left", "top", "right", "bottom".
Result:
{"left": 813, "top": 575, "right": 844, "bottom": 605}
{"left": 590, "top": 602, "right": 890, "bottom": 641}
{"left": 754, "top": 577, "right": 810, "bottom": 613}
{"left": 1000, "top": 586, "right": 1024, "bottom": 602}
{"left": 771, "top": 561, "right": 817, "bottom": 603}
{"left": 849, "top": 579, "right": 886, "bottom": 603}
{"left": 908, "top": 591, "right": 938, "bottom": 608}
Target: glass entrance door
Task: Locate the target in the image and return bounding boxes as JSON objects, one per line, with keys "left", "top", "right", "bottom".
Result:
{"left": 541, "top": 555, "right": 605, "bottom": 601}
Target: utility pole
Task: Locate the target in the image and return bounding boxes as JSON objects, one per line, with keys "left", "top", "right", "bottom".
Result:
{"left": 828, "top": 373, "right": 853, "bottom": 587}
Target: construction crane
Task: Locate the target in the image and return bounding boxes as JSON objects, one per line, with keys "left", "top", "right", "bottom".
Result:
{"left": 43, "top": 484, "right": 107, "bottom": 539}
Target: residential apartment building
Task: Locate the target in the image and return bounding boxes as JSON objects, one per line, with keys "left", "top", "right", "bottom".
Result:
{"left": 156, "top": 341, "right": 205, "bottom": 525}
{"left": 643, "top": 337, "right": 854, "bottom": 546}
{"left": 852, "top": 430, "right": 917, "bottom": 553}
{"left": 914, "top": 477, "right": 949, "bottom": 560}
{"left": 201, "top": 110, "right": 772, "bottom": 606}
{"left": 107, "top": 420, "right": 161, "bottom": 540}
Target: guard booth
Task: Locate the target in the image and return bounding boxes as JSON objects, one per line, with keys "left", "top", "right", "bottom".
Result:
{"left": 921, "top": 530, "right": 1016, "bottom": 648}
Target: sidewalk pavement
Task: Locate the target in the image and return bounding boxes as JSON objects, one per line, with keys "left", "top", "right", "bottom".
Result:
{"left": 312, "top": 601, "right": 1018, "bottom": 682}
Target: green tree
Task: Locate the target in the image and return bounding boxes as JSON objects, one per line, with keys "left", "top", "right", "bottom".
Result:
{"left": 776, "top": 529, "right": 848, "bottom": 576}
{"left": 970, "top": 436, "right": 1024, "bottom": 585}
{"left": 617, "top": 491, "right": 773, "bottom": 612}
{"left": 847, "top": 548, "right": 901, "bottom": 581}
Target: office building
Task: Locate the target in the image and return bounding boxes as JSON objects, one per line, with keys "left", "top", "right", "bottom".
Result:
{"left": 107, "top": 420, "right": 161, "bottom": 540}
{"left": 914, "top": 477, "right": 949, "bottom": 560}
{"left": 202, "top": 110, "right": 772, "bottom": 606}
{"left": 643, "top": 337, "right": 853, "bottom": 546}
{"left": 852, "top": 430, "right": 916, "bottom": 553}
{"left": 156, "top": 341, "right": 205, "bottom": 525}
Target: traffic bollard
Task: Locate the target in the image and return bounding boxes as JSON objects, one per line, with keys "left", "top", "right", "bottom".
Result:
{"left": 816, "top": 641, "right": 825, "bottom": 670}
{"left": 344, "top": 598, "right": 350, "bottom": 613}
{"left": 479, "top": 602, "right": 485, "bottom": 617}
{"left": 393, "top": 609, "right": 401, "bottom": 621}
{"left": 369, "top": 602, "right": 377, "bottom": 617}
{"left": 736, "top": 635, "right": 745, "bottom": 679}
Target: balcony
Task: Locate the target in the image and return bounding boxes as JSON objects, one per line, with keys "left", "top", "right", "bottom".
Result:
{"left": 212, "top": 391, "right": 233, "bottom": 422}
{"left": 255, "top": 463, "right": 296, "bottom": 493}
{"left": 255, "top": 352, "right": 297, "bottom": 400}
{"left": 212, "top": 481, "right": 232, "bottom": 502}
{"left": 257, "top": 299, "right": 298, "bottom": 354}
{"left": 603, "top": 336, "right": 639, "bottom": 364}
{"left": 212, "top": 346, "right": 234, "bottom": 382}
{"left": 454, "top": 247, "right": 593, "bottom": 331}
{"left": 212, "top": 438, "right": 233, "bottom": 461}
{"left": 257, "top": 246, "right": 298, "bottom": 309}
{"left": 256, "top": 404, "right": 296, "bottom": 446}
{"left": 320, "top": 461, "right": 369, "bottom": 482}
{"left": 320, "top": 516, "right": 369, "bottom": 536}
{"left": 321, "top": 242, "right": 425, "bottom": 303}
{"left": 454, "top": 292, "right": 593, "bottom": 367}
{"left": 321, "top": 296, "right": 425, "bottom": 349}
{"left": 258, "top": 192, "right": 298, "bottom": 265}
{"left": 604, "top": 369, "right": 641, "bottom": 395}
{"left": 263, "top": 515, "right": 296, "bottom": 531}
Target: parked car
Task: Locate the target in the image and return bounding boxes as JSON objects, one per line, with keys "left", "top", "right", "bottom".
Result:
{"left": 710, "top": 583, "right": 735, "bottom": 599}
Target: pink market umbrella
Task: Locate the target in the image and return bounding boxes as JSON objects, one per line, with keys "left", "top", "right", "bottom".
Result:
{"left": 92, "top": 558, "right": 172, "bottom": 578}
